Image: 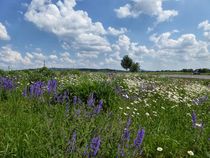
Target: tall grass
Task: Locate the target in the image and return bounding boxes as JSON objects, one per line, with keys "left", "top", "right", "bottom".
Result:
{"left": 0, "top": 70, "right": 210, "bottom": 157}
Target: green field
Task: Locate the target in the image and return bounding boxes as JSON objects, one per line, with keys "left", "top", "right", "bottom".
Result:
{"left": 0, "top": 68, "right": 210, "bottom": 157}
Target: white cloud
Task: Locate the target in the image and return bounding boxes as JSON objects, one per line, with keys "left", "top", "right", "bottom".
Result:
{"left": 0, "top": 46, "right": 22, "bottom": 63}
{"left": 105, "top": 34, "right": 154, "bottom": 68}
{"left": 0, "top": 23, "right": 10, "bottom": 40}
{"left": 115, "top": 0, "right": 178, "bottom": 24}
{"left": 198, "top": 20, "right": 210, "bottom": 31}
{"left": 203, "top": 32, "right": 210, "bottom": 40}
{"left": 0, "top": 46, "right": 34, "bottom": 68}
{"left": 198, "top": 20, "right": 210, "bottom": 40}
{"left": 107, "top": 27, "right": 127, "bottom": 36}
{"left": 0, "top": 46, "right": 77, "bottom": 70}
{"left": 25, "top": 0, "right": 111, "bottom": 57}
{"left": 148, "top": 31, "right": 210, "bottom": 69}
{"left": 49, "top": 54, "right": 58, "bottom": 60}
{"left": 60, "top": 52, "right": 75, "bottom": 64}
{"left": 77, "top": 51, "right": 99, "bottom": 58}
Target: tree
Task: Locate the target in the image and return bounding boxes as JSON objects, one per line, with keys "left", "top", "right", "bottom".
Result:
{"left": 129, "top": 62, "right": 140, "bottom": 72}
{"left": 121, "top": 55, "right": 133, "bottom": 71}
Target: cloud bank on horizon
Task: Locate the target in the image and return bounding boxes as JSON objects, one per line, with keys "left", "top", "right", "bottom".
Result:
{"left": 0, "top": 0, "right": 210, "bottom": 70}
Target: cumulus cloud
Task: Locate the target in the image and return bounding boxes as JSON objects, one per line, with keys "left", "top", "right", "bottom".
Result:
{"left": 198, "top": 20, "right": 210, "bottom": 31}
{"left": 0, "top": 46, "right": 33, "bottom": 68}
{"left": 115, "top": 0, "right": 178, "bottom": 24}
{"left": 105, "top": 34, "right": 154, "bottom": 67}
{"left": 106, "top": 30, "right": 210, "bottom": 70}
{"left": 0, "top": 23, "right": 10, "bottom": 40}
{"left": 0, "top": 46, "right": 76, "bottom": 70}
{"left": 107, "top": 27, "right": 127, "bottom": 36}
{"left": 25, "top": 0, "right": 112, "bottom": 57}
{"left": 148, "top": 31, "right": 210, "bottom": 69}
{"left": 198, "top": 20, "right": 210, "bottom": 40}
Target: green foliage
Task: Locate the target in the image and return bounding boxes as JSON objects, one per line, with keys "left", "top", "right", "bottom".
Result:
{"left": 0, "top": 69, "right": 5, "bottom": 76}
{"left": 182, "top": 69, "right": 193, "bottom": 72}
{"left": 121, "top": 55, "right": 133, "bottom": 71}
{"left": 59, "top": 70, "right": 81, "bottom": 76}
{"left": 129, "top": 62, "right": 140, "bottom": 72}
{"left": 1, "top": 71, "right": 210, "bottom": 157}
{"left": 64, "top": 79, "right": 121, "bottom": 110}
{"left": 27, "top": 67, "right": 55, "bottom": 82}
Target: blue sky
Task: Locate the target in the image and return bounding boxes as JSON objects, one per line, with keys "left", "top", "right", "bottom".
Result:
{"left": 0, "top": 0, "right": 210, "bottom": 70}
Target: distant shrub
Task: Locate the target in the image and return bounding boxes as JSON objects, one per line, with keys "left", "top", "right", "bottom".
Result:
{"left": 59, "top": 70, "right": 81, "bottom": 76}
{"left": 28, "top": 67, "right": 55, "bottom": 82}
{"left": 0, "top": 69, "right": 5, "bottom": 76}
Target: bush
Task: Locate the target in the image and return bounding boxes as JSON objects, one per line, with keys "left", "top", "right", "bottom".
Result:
{"left": 63, "top": 79, "right": 120, "bottom": 110}
{"left": 28, "top": 67, "right": 55, "bottom": 82}
{"left": 0, "top": 69, "right": 5, "bottom": 76}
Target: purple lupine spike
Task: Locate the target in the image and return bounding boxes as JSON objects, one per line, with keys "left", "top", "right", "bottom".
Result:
{"left": 123, "top": 128, "right": 130, "bottom": 142}
{"left": 192, "top": 111, "right": 196, "bottom": 128}
{"left": 67, "top": 131, "right": 77, "bottom": 153}
{"left": 87, "top": 93, "right": 95, "bottom": 106}
{"left": 118, "top": 144, "right": 125, "bottom": 157}
{"left": 29, "top": 84, "right": 34, "bottom": 96}
{"left": 65, "top": 103, "right": 70, "bottom": 115}
{"left": 95, "top": 100, "right": 103, "bottom": 114}
{"left": 63, "top": 91, "right": 69, "bottom": 102}
{"left": 22, "top": 87, "right": 27, "bottom": 97}
{"left": 73, "top": 96, "right": 77, "bottom": 105}
{"left": 134, "top": 128, "right": 145, "bottom": 148}
{"left": 47, "top": 79, "right": 57, "bottom": 94}
{"left": 90, "top": 136, "right": 101, "bottom": 156}
{"left": 57, "top": 94, "right": 62, "bottom": 103}
{"left": 29, "top": 81, "right": 45, "bottom": 97}
{"left": 0, "top": 77, "right": 15, "bottom": 90}
{"left": 75, "top": 109, "right": 81, "bottom": 115}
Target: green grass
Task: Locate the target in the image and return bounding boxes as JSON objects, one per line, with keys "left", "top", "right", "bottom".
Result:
{"left": 0, "top": 71, "right": 210, "bottom": 157}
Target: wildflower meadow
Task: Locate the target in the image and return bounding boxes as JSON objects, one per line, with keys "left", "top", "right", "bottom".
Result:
{"left": 0, "top": 68, "right": 210, "bottom": 157}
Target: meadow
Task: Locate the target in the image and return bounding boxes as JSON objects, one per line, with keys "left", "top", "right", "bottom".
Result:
{"left": 0, "top": 68, "right": 210, "bottom": 158}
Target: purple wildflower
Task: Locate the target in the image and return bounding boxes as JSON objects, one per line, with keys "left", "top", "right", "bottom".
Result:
{"left": 90, "top": 136, "right": 101, "bottom": 156}
{"left": 83, "top": 144, "right": 89, "bottom": 156}
{"left": 63, "top": 91, "right": 69, "bottom": 102}
{"left": 123, "top": 128, "right": 130, "bottom": 142}
{"left": 66, "top": 131, "right": 77, "bottom": 153}
{"left": 192, "top": 96, "right": 208, "bottom": 105}
{"left": 117, "top": 144, "right": 125, "bottom": 157}
{"left": 75, "top": 109, "right": 81, "bottom": 115}
{"left": 134, "top": 128, "right": 145, "bottom": 148}
{"left": 94, "top": 100, "right": 103, "bottom": 114}
{"left": 192, "top": 111, "right": 196, "bottom": 128}
{"left": 0, "top": 77, "right": 15, "bottom": 91}
{"left": 87, "top": 93, "right": 95, "bottom": 106}
{"left": 73, "top": 96, "right": 77, "bottom": 105}
{"left": 29, "top": 81, "right": 45, "bottom": 97}
{"left": 47, "top": 79, "right": 57, "bottom": 94}
{"left": 65, "top": 103, "right": 70, "bottom": 115}
{"left": 22, "top": 87, "right": 27, "bottom": 97}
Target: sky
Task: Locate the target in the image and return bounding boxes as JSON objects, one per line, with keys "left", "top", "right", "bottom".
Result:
{"left": 0, "top": 0, "right": 210, "bottom": 70}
